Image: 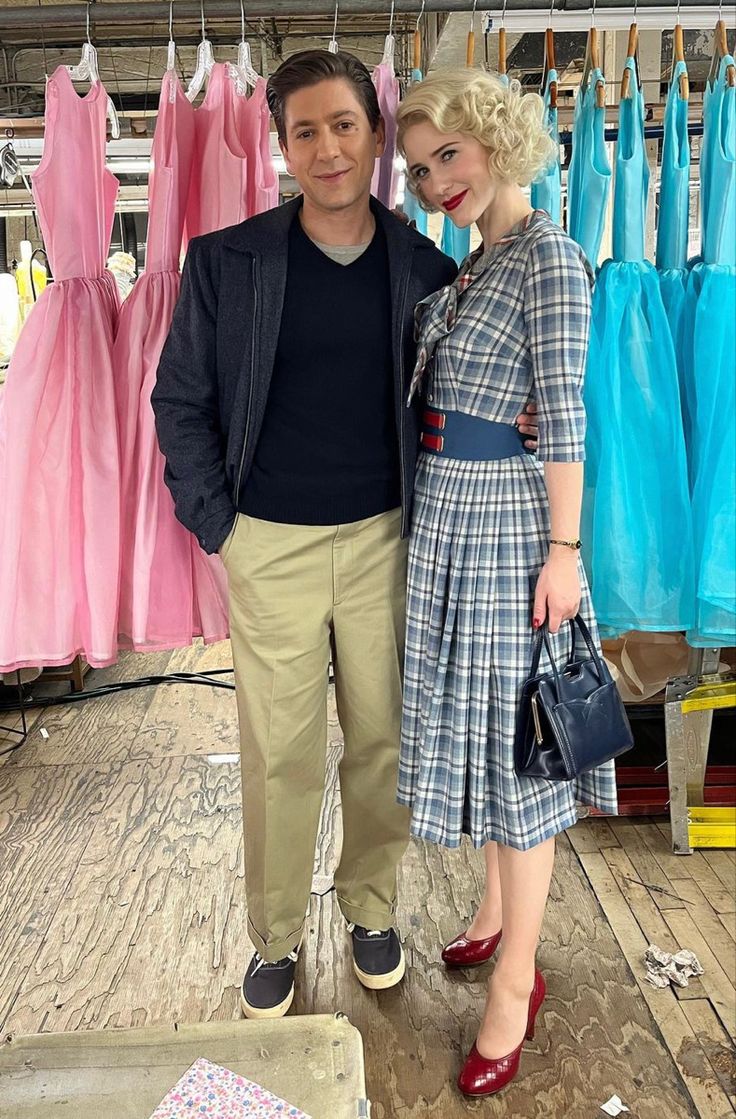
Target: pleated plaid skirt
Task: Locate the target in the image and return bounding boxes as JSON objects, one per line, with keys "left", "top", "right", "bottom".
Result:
{"left": 398, "top": 451, "right": 620, "bottom": 850}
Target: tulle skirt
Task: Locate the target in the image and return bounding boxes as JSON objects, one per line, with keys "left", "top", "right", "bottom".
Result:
{"left": 658, "top": 267, "right": 692, "bottom": 453}
{"left": 682, "top": 263, "right": 736, "bottom": 646}
{"left": 0, "top": 272, "right": 121, "bottom": 671}
{"left": 114, "top": 269, "right": 229, "bottom": 652}
{"left": 582, "top": 260, "right": 695, "bottom": 636}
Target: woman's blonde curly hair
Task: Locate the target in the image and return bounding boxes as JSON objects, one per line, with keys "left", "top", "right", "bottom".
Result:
{"left": 396, "top": 69, "right": 556, "bottom": 208}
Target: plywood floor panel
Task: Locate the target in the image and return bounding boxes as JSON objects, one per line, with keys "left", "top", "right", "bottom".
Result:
{"left": 0, "top": 655, "right": 732, "bottom": 1119}
{"left": 129, "top": 641, "right": 240, "bottom": 760}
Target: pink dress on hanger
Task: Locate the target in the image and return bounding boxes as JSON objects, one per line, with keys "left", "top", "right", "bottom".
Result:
{"left": 114, "top": 69, "right": 229, "bottom": 652}
{"left": 0, "top": 65, "right": 121, "bottom": 672}
{"left": 184, "top": 62, "right": 250, "bottom": 243}
{"left": 244, "top": 77, "right": 279, "bottom": 216}
{"left": 371, "top": 61, "right": 400, "bottom": 208}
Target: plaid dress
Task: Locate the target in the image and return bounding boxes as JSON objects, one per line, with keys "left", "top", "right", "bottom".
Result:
{"left": 398, "top": 212, "right": 619, "bottom": 850}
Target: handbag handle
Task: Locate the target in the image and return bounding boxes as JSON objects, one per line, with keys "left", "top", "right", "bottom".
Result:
{"left": 568, "top": 613, "right": 609, "bottom": 683}
{"left": 528, "top": 617, "right": 576, "bottom": 679}
{"left": 539, "top": 613, "right": 608, "bottom": 694}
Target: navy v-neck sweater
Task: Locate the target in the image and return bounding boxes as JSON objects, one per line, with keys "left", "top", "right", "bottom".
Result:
{"left": 238, "top": 216, "right": 401, "bottom": 525}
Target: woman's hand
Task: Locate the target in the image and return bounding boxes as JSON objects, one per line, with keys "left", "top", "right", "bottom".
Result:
{"left": 532, "top": 550, "right": 581, "bottom": 634}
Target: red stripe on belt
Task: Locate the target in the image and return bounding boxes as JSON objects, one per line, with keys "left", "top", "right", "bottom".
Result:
{"left": 420, "top": 432, "right": 444, "bottom": 452}
{"left": 422, "top": 409, "right": 446, "bottom": 430}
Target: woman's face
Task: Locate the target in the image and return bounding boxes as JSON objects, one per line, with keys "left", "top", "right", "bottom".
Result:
{"left": 402, "top": 120, "right": 497, "bottom": 228}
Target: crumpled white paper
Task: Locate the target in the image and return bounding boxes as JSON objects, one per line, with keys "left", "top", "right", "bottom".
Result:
{"left": 600, "top": 1096, "right": 630, "bottom": 1116}
{"left": 644, "top": 943, "right": 704, "bottom": 989}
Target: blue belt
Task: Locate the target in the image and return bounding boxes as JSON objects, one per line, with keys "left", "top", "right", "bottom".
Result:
{"left": 420, "top": 408, "right": 532, "bottom": 461}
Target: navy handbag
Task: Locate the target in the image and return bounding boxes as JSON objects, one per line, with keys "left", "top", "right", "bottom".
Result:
{"left": 514, "top": 614, "right": 634, "bottom": 781}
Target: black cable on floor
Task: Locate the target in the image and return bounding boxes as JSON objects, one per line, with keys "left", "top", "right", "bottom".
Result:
{"left": 0, "top": 668, "right": 236, "bottom": 714}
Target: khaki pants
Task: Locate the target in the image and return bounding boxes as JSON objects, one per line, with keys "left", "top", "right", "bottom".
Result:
{"left": 221, "top": 507, "right": 411, "bottom": 962}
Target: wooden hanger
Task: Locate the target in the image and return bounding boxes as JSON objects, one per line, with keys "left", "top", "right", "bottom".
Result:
{"left": 673, "top": 22, "right": 689, "bottom": 100}
{"left": 709, "top": 19, "right": 736, "bottom": 88}
{"left": 498, "top": 27, "right": 507, "bottom": 75}
{"left": 581, "top": 26, "right": 606, "bottom": 108}
{"left": 620, "top": 22, "right": 639, "bottom": 99}
{"left": 543, "top": 27, "right": 558, "bottom": 109}
{"left": 467, "top": 1, "right": 477, "bottom": 68}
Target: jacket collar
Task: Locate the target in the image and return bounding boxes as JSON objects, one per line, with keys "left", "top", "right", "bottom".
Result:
{"left": 221, "top": 193, "right": 427, "bottom": 258}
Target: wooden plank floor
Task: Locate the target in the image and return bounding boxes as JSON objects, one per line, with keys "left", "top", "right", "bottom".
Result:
{"left": 1, "top": 642, "right": 734, "bottom": 1118}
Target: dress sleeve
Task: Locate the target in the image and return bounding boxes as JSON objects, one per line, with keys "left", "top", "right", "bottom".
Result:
{"left": 523, "top": 232, "right": 593, "bottom": 462}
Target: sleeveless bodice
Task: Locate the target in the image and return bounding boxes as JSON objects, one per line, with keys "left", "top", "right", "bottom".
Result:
{"left": 31, "top": 66, "right": 118, "bottom": 281}
{"left": 530, "top": 69, "right": 562, "bottom": 226}
{"left": 701, "top": 55, "right": 736, "bottom": 266}
{"left": 146, "top": 71, "right": 195, "bottom": 273}
{"left": 185, "top": 63, "right": 249, "bottom": 242}
{"left": 568, "top": 67, "right": 611, "bottom": 267}
{"left": 656, "top": 62, "right": 690, "bottom": 270}
{"left": 612, "top": 59, "right": 650, "bottom": 263}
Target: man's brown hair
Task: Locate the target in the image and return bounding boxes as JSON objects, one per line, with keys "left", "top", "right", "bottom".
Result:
{"left": 266, "top": 49, "right": 382, "bottom": 144}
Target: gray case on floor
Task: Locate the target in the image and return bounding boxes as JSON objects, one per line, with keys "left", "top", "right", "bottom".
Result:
{"left": 0, "top": 1012, "right": 369, "bottom": 1118}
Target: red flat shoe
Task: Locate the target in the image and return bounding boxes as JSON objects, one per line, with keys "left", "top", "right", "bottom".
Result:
{"left": 457, "top": 969, "right": 546, "bottom": 1098}
{"left": 442, "top": 928, "right": 502, "bottom": 968}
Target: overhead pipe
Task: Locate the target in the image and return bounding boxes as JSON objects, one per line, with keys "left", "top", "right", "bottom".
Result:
{"left": 0, "top": 0, "right": 726, "bottom": 30}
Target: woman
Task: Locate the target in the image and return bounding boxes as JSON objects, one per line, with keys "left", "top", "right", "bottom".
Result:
{"left": 395, "top": 70, "right": 618, "bottom": 1097}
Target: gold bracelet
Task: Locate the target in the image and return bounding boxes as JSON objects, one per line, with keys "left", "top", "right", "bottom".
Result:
{"left": 550, "top": 538, "right": 582, "bottom": 551}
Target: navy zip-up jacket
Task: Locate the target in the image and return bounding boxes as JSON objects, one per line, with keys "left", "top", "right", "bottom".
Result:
{"left": 152, "top": 195, "right": 457, "bottom": 554}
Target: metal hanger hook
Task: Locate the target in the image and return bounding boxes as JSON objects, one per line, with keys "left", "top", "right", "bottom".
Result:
{"left": 169, "top": 0, "right": 174, "bottom": 40}
{"left": 501, "top": 0, "right": 508, "bottom": 27}
{"left": 240, "top": 0, "right": 246, "bottom": 41}
{"left": 633, "top": 0, "right": 639, "bottom": 20}
{"left": 416, "top": 0, "right": 425, "bottom": 32}
{"left": 548, "top": 0, "right": 555, "bottom": 28}
{"left": 591, "top": 0, "right": 597, "bottom": 27}
{"left": 86, "top": 0, "right": 91, "bottom": 44}
{"left": 389, "top": 0, "right": 395, "bottom": 39}
{"left": 470, "top": 0, "right": 478, "bottom": 33}
{"left": 200, "top": 0, "right": 206, "bottom": 41}
{"left": 331, "top": 0, "right": 339, "bottom": 44}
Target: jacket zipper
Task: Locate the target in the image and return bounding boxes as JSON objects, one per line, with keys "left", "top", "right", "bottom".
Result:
{"left": 235, "top": 255, "right": 258, "bottom": 504}
{"left": 396, "top": 249, "right": 414, "bottom": 537}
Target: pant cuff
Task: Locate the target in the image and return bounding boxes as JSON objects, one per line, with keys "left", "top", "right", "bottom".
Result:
{"left": 337, "top": 895, "right": 396, "bottom": 931}
{"left": 247, "top": 917, "right": 305, "bottom": 963}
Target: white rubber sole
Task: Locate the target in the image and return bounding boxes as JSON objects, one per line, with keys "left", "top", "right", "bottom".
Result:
{"left": 240, "top": 984, "right": 294, "bottom": 1020}
{"left": 353, "top": 946, "right": 406, "bottom": 991}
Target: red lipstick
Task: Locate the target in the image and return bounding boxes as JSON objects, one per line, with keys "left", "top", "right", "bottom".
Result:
{"left": 443, "top": 190, "right": 468, "bottom": 212}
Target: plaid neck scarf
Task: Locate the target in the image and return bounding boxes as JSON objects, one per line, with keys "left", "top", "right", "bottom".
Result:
{"left": 407, "top": 210, "right": 542, "bottom": 405}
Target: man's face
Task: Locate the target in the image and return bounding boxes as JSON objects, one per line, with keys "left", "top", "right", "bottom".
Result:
{"left": 280, "top": 78, "right": 385, "bottom": 214}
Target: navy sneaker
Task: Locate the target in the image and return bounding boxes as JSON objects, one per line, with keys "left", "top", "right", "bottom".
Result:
{"left": 349, "top": 924, "right": 406, "bottom": 990}
{"left": 240, "top": 948, "right": 298, "bottom": 1019}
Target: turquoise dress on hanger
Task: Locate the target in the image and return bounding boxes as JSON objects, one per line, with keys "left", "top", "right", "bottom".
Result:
{"left": 656, "top": 60, "right": 691, "bottom": 436}
{"left": 531, "top": 68, "right": 561, "bottom": 225}
{"left": 582, "top": 57, "right": 694, "bottom": 636}
{"left": 440, "top": 217, "right": 470, "bottom": 265}
{"left": 683, "top": 54, "right": 736, "bottom": 646}
{"left": 568, "top": 65, "right": 611, "bottom": 266}
{"left": 401, "top": 69, "right": 428, "bottom": 236}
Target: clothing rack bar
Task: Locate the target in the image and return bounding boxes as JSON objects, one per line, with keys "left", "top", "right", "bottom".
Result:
{"left": 0, "top": 1, "right": 728, "bottom": 31}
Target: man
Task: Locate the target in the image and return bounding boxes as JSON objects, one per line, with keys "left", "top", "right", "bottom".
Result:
{"left": 153, "top": 49, "right": 537, "bottom": 1019}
